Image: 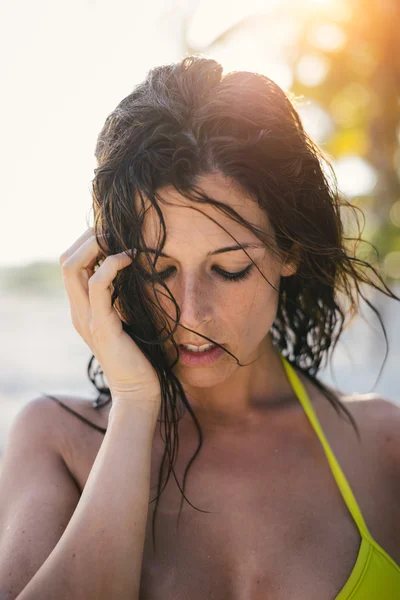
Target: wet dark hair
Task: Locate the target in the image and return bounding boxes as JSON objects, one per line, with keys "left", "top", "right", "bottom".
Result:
{"left": 84, "top": 55, "right": 399, "bottom": 551}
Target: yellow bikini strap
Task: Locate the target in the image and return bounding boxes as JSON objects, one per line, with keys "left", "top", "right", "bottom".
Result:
{"left": 280, "top": 353, "right": 372, "bottom": 540}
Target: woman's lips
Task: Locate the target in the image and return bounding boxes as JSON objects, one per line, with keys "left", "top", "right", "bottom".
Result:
{"left": 178, "top": 344, "right": 225, "bottom": 366}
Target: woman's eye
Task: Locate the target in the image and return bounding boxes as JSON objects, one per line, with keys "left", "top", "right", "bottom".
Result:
{"left": 214, "top": 265, "right": 253, "bottom": 282}
{"left": 142, "top": 265, "right": 253, "bottom": 283}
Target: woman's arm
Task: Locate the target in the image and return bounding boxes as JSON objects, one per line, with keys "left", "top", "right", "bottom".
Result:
{"left": 0, "top": 394, "right": 159, "bottom": 600}
{"left": 0, "top": 397, "right": 81, "bottom": 599}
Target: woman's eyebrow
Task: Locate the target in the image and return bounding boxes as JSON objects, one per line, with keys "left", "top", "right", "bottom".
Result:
{"left": 139, "top": 243, "right": 265, "bottom": 258}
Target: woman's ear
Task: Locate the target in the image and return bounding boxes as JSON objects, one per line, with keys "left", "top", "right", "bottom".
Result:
{"left": 280, "top": 244, "right": 301, "bottom": 278}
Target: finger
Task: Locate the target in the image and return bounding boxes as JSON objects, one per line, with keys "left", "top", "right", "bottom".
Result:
{"left": 59, "top": 228, "right": 94, "bottom": 265}
{"left": 62, "top": 236, "right": 109, "bottom": 327}
{"left": 88, "top": 252, "right": 134, "bottom": 329}
{"left": 59, "top": 228, "right": 109, "bottom": 266}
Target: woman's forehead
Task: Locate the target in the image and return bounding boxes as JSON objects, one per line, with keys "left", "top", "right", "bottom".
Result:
{"left": 134, "top": 174, "right": 271, "bottom": 246}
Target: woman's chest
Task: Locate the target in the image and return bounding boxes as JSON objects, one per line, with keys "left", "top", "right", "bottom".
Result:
{"left": 129, "top": 410, "right": 383, "bottom": 600}
{"left": 137, "top": 439, "right": 363, "bottom": 600}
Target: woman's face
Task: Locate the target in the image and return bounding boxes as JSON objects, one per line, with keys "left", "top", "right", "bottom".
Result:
{"left": 136, "top": 172, "right": 296, "bottom": 390}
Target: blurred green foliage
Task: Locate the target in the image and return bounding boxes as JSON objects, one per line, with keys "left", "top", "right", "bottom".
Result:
{"left": 287, "top": 0, "right": 400, "bottom": 281}
{"left": 0, "top": 262, "right": 64, "bottom": 294}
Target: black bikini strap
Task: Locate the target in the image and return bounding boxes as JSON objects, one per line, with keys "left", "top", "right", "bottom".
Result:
{"left": 42, "top": 393, "right": 107, "bottom": 434}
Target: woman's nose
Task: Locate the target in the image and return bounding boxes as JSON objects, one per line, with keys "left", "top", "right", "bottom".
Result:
{"left": 175, "top": 273, "right": 213, "bottom": 325}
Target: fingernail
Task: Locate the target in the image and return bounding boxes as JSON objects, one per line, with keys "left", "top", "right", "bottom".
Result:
{"left": 123, "top": 249, "right": 137, "bottom": 259}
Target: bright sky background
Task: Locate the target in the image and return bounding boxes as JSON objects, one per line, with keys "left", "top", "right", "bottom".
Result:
{"left": 1, "top": 0, "right": 371, "bottom": 268}
{"left": 1, "top": 0, "right": 192, "bottom": 267}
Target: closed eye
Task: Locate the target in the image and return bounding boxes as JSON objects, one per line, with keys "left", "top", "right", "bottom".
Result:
{"left": 142, "top": 264, "right": 253, "bottom": 283}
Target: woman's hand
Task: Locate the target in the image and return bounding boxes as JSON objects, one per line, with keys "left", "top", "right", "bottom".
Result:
{"left": 59, "top": 227, "right": 161, "bottom": 411}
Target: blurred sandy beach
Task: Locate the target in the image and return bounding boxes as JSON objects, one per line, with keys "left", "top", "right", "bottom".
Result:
{"left": 0, "top": 288, "right": 95, "bottom": 454}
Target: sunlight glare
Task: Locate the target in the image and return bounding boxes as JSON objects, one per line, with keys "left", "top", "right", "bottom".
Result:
{"left": 296, "top": 53, "right": 330, "bottom": 87}
{"left": 334, "top": 156, "right": 378, "bottom": 198}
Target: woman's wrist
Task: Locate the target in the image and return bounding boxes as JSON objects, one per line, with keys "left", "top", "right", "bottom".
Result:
{"left": 109, "top": 393, "right": 161, "bottom": 426}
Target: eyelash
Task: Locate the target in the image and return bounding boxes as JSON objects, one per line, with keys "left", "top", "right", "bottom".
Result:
{"left": 143, "top": 264, "right": 253, "bottom": 283}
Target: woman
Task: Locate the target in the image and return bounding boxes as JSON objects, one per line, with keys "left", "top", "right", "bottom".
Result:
{"left": 0, "top": 55, "right": 399, "bottom": 599}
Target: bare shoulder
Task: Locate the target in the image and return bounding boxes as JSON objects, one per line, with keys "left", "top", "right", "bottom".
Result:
{"left": 16, "top": 394, "right": 108, "bottom": 442}
{"left": 12, "top": 395, "right": 110, "bottom": 490}
{"left": 39, "top": 393, "right": 110, "bottom": 430}
{"left": 343, "top": 393, "right": 400, "bottom": 558}
{"left": 307, "top": 374, "right": 399, "bottom": 456}
{"left": 339, "top": 391, "right": 400, "bottom": 461}
{"left": 341, "top": 390, "right": 400, "bottom": 424}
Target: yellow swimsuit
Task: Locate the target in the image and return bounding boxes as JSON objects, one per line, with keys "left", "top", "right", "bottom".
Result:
{"left": 281, "top": 353, "right": 400, "bottom": 599}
